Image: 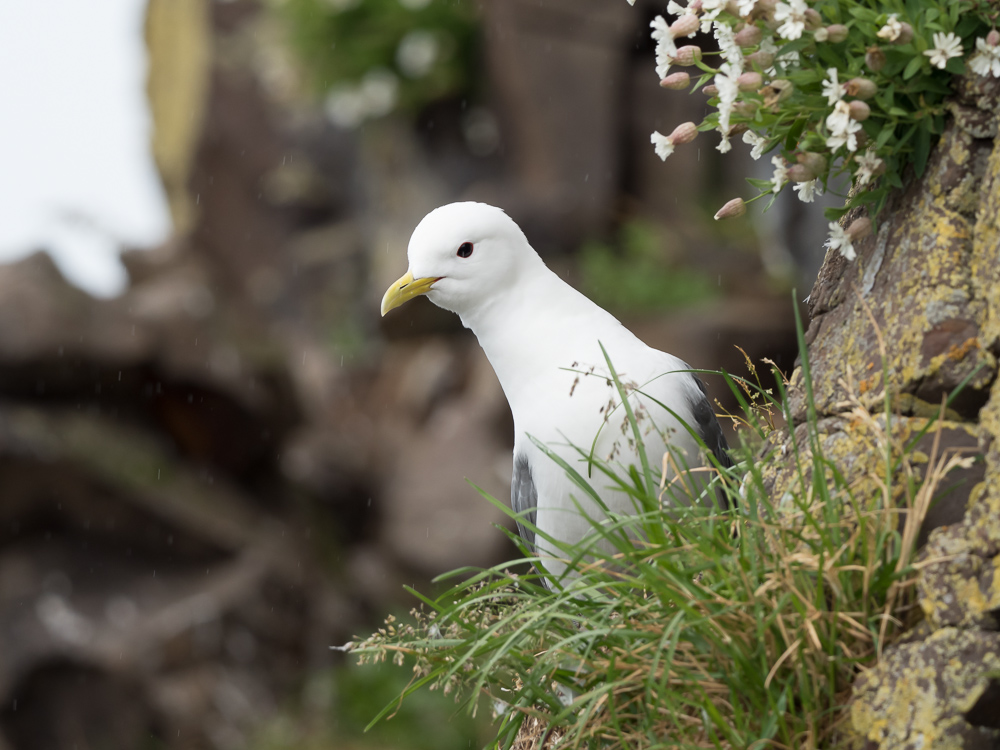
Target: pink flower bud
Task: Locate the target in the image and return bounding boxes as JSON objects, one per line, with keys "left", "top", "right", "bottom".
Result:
{"left": 846, "top": 217, "right": 872, "bottom": 242}
{"left": 988, "top": 29, "right": 1000, "bottom": 47}
{"left": 804, "top": 8, "right": 822, "bottom": 29}
{"left": 737, "top": 72, "right": 763, "bottom": 91}
{"left": 701, "top": 84, "right": 720, "bottom": 97}
{"left": 848, "top": 100, "right": 871, "bottom": 121}
{"left": 673, "top": 45, "right": 703, "bottom": 66}
{"left": 689, "top": 0, "right": 704, "bottom": 11}
{"left": 668, "top": 122, "right": 699, "bottom": 145}
{"left": 660, "top": 72, "right": 692, "bottom": 89}
{"left": 826, "top": 24, "right": 849, "bottom": 43}
{"left": 787, "top": 164, "right": 815, "bottom": 182}
{"left": 844, "top": 77, "right": 877, "bottom": 99}
{"left": 865, "top": 46, "right": 886, "bottom": 72}
{"left": 893, "top": 22, "right": 914, "bottom": 45}
{"left": 797, "top": 152, "right": 827, "bottom": 175}
{"left": 734, "top": 25, "right": 763, "bottom": 47}
{"left": 746, "top": 50, "right": 775, "bottom": 68}
{"left": 670, "top": 14, "right": 700, "bottom": 38}
{"left": 714, "top": 197, "right": 747, "bottom": 220}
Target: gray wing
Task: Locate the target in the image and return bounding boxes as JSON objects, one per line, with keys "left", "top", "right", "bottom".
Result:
{"left": 511, "top": 453, "right": 538, "bottom": 551}
{"left": 690, "top": 376, "right": 733, "bottom": 471}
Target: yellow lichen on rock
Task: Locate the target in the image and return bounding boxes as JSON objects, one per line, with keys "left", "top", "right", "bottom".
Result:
{"left": 849, "top": 628, "right": 1000, "bottom": 750}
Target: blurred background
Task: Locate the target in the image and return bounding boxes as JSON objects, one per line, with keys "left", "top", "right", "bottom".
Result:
{"left": 0, "top": 0, "right": 824, "bottom": 747}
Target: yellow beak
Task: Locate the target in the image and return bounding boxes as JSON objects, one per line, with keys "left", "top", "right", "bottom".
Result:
{"left": 380, "top": 270, "right": 440, "bottom": 316}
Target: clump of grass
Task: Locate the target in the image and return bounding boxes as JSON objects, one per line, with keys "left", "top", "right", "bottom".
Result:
{"left": 350, "top": 312, "right": 973, "bottom": 749}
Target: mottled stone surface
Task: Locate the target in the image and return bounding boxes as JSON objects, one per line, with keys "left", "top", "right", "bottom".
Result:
{"left": 919, "top": 501, "right": 1000, "bottom": 631}
{"left": 795, "top": 77, "right": 1000, "bottom": 425}
{"left": 758, "top": 414, "right": 983, "bottom": 546}
{"left": 788, "top": 74, "right": 1000, "bottom": 748}
{"left": 849, "top": 628, "right": 1000, "bottom": 750}
{"left": 917, "top": 310, "right": 1000, "bottom": 634}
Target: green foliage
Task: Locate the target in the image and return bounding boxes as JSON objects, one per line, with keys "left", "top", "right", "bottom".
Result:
{"left": 350, "top": 311, "right": 974, "bottom": 748}
{"left": 578, "top": 221, "right": 718, "bottom": 314}
{"left": 276, "top": 0, "right": 479, "bottom": 116}
{"left": 651, "top": 0, "right": 1000, "bottom": 250}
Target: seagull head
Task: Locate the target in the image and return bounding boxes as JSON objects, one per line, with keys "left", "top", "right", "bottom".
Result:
{"left": 381, "top": 202, "right": 539, "bottom": 318}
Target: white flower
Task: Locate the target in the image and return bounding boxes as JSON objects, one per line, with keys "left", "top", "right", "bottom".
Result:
{"left": 826, "top": 99, "right": 851, "bottom": 132}
{"left": 714, "top": 62, "right": 741, "bottom": 137}
{"left": 825, "top": 222, "right": 856, "bottom": 261}
{"left": 876, "top": 14, "right": 903, "bottom": 42}
{"left": 651, "top": 131, "right": 675, "bottom": 160}
{"left": 667, "top": 0, "right": 692, "bottom": 16}
{"left": 742, "top": 130, "right": 768, "bottom": 160}
{"left": 774, "top": 0, "right": 807, "bottom": 40}
{"left": 826, "top": 125, "right": 862, "bottom": 152}
{"left": 698, "top": 0, "right": 727, "bottom": 33}
{"left": 855, "top": 151, "right": 884, "bottom": 185}
{"left": 771, "top": 155, "right": 788, "bottom": 193}
{"left": 969, "top": 36, "right": 1000, "bottom": 77}
{"left": 821, "top": 68, "right": 844, "bottom": 105}
{"left": 651, "top": 16, "right": 678, "bottom": 78}
{"left": 651, "top": 14, "right": 671, "bottom": 37}
{"left": 825, "top": 100, "right": 862, "bottom": 152}
{"left": 627, "top": 0, "right": 636, "bottom": 4}
{"left": 924, "top": 32, "right": 963, "bottom": 70}
{"left": 779, "top": 50, "right": 801, "bottom": 66}
{"left": 759, "top": 36, "right": 778, "bottom": 55}
{"left": 738, "top": 0, "right": 757, "bottom": 15}
{"left": 793, "top": 179, "right": 822, "bottom": 202}
{"left": 717, "top": 133, "right": 732, "bottom": 153}
{"left": 715, "top": 23, "right": 745, "bottom": 69}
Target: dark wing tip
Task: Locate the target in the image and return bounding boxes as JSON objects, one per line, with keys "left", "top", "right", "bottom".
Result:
{"left": 690, "top": 376, "right": 733, "bottom": 471}
{"left": 511, "top": 453, "right": 538, "bottom": 550}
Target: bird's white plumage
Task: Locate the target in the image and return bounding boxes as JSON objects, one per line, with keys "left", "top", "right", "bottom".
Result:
{"left": 392, "top": 202, "right": 726, "bottom": 578}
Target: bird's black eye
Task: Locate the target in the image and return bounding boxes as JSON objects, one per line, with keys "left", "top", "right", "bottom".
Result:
{"left": 457, "top": 242, "right": 474, "bottom": 258}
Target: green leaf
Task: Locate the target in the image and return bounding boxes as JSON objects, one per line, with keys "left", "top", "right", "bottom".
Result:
{"left": 848, "top": 7, "right": 878, "bottom": 22}
{"left": 902, "top": 56, "right": 924, "bottom": 80}
{"left": 848, "top": 186, "right": 888, "bottom": 208}
{"left": 824, "top": 206, "right": 849, "bottom": 221}
{"left": 800, "top": 131, "right": 827, "bottom": 151}
{"left": 784, "top": 118, "right": 807, "bottom": 151}
{"left": 747, "top": 177, "right": 773, "bottom": 191}
{"left": 956, "top": 15, "right": 984, "bottom": 37}
{"left": 945, "top": 55, "right": 967, "bottom": 74}
{"left": 875, "top": 123, "right": 896, "bottom": 150}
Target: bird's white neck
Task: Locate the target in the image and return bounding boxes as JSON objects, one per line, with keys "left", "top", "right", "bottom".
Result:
{"left": 458, "top": 261, "right": 623, "bottom": 410}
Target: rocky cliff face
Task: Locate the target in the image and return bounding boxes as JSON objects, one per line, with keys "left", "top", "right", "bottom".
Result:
{"left": 772, "top": 72, "right": 1000, "bottom": 748}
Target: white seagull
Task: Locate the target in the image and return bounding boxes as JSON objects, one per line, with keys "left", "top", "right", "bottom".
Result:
{"left": 381, "top": 202, "right": 730, "bottom": 579}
